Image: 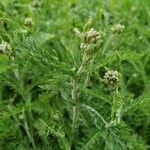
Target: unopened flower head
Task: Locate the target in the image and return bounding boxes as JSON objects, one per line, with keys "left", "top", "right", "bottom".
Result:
{"left": 31, "top": 0, "right": 41, "bottom": 8}
{"left": 12, "top": 10, "right": 18, "bottom": 16}
{"left": 53, "top": 113, "right": 60, "bottom": 122}
{"left": 0, "top": 41, "right": 11, "bottom": 55}
{"left": 24, "top": 17, "right": 33, "bottom": 26}
{"left": 131, "top": 6, "right": 137, "bottom": 12}
{"left": 104, "top": 70, "right": 120, "bottom": 87}
{"left": 19, "top": 114, "right": 25, "bottom": 120}
{"left": 111, "top": 24, "right": 125, "bottom": 33}
{"left": 84, "top": 28, "right": 101, "bottom": 44}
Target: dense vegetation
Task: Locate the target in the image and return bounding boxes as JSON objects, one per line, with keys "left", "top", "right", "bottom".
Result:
{"left": 0, "top": 0, "right": 150, "bottom": 149}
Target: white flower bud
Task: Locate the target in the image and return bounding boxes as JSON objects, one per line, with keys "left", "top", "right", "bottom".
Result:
{"left": 131, "top": 6, "right": 137, "bottom": 12}
{"left": 0, "top": 41, "right": 11, "bottom": 55}
{"left": 19, "top": 114, "right": 25, "bottom": 120}
{"left": 84, "top": 28, "right": 102, "bottom": 44}
{"left": 111, "top": 24, "right": 125, "bottom": 33}
{"left": 24, "top": 17, "right": 33, "bottom": 26}
{"left": 104, "top": 70, "right": 120, "bottom": 87}
{"left": 31, "top": 0, "right": 41, "bottom": 8}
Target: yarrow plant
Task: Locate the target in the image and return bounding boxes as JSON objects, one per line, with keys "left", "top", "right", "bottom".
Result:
{"left": 0, "top": 0, "right": 149, "bottom": 150}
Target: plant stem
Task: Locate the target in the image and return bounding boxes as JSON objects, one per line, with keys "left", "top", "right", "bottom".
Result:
{"left": 84, "top": 72, "right": 90, "bottom": 87}
{"left": 71, "top": 79, "right": 77, "bottom": 101}
{"left": 22, "top": 92, "right": 36, "bottom": 150}
{"left": 0, "top": 84, "right": 2, "bottom": 106}
{"left": 70, "top": 52, "right": 88, "bottom": 145}
{"left": 24, "top": 118, "right": 36, "bottom": 150}
{"left": 84, "top": 55, "right": 95, "bottom": 87}
{"left": 70, "top": 79, "right": 78, "bottom": 145}
{"left": 76, "top": 52, "right": 87, "bottom": 76}
{"left": 111, "top": 87, "right": 123, "bottom": 125}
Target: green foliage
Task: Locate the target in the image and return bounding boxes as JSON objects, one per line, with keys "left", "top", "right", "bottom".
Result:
{"left": 0, "top": 0, "right": 150, "bottom": 149}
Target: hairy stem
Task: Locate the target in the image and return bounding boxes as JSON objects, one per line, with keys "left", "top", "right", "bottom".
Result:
{"left": 70, "top": 79, "right": 78, "bottom": 145}
{"left": 84, "top": 72, "right": 90, "bottom": 87}
{"left": 76, "top": 52, "right": 88, "bottom": 76}
{"left": 24, "top": 118, "right": 36, "bottom": 150}
{"left": 71, "top": 79, "right": 77, "bottom": 101}
{"left": 70, "top": 52, "right": 88, "bottom": 145}
{"left": 84, "top": 55, "right": 95, "bottom": 87}
{"left": 111, "top": 87, "right": 123, "bottom": 125}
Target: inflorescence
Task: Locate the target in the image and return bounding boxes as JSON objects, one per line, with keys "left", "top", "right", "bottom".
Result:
{"left": 0, "top": 41, "right": 11, "bottom": 55}
{"left": 80, "top": 28, "right": 103, "bottom": 53}
{"left": 111, "top": 24, "right": 125, "bottom": 33}
{"left": 104, "top": 70, "right": 120, "bottom": 88}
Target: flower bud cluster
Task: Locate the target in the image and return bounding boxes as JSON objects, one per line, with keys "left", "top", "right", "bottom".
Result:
{"left": 24, "top": 17, "right": 33, "bottom": 27}
{"left": 111, "top": 24, "right": 125, "bottom": 33}
{"left": 80, "top": 28, "right": 103, "bottom": 53}
{"left": 104, "top": 70, "right": 119, "bottom": 87}
{"left": 84, "top": 28, "right": 101, "bottom": 44}
{"left": 0, "top": 41, "right": 11, "bottom": 55}
{"left": 31, "top": 0, "right": 41, "bottom": 8}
